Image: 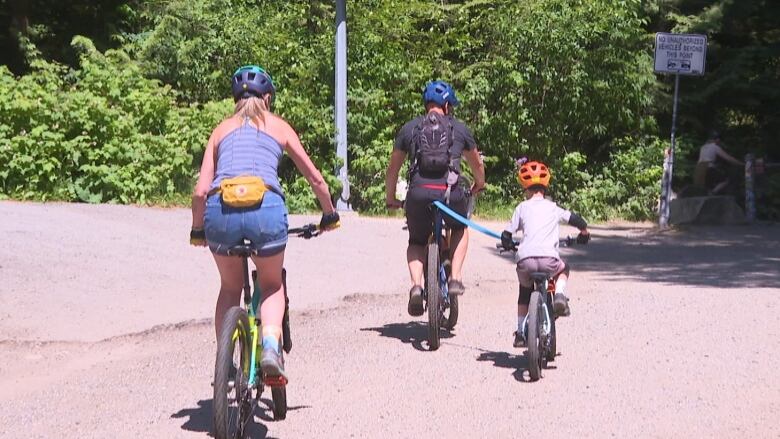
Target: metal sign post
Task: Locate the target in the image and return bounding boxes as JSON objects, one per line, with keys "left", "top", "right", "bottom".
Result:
{"left": 659, "top": 74, "right": 680, "bottom": 229}
{"left": 654, "top": 33, "right": 707, "bottom": 228}
{"left": 335, "top": 0, "right": 351, "bottom": 211}
{"left": 745, "top": 154, "right": 756, "bottom": 222}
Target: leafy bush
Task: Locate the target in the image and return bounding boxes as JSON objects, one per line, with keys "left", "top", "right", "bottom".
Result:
{"left": 135, "top": 0, "right": 663, "bottom": 218}
{"left": 2, "top": 1, "right": 669, "bottom": 221}
{"left": 0, "top": 37, "right": 229, "bottom": 203}
{"left": 560, "top": 137, "right": 665, "bottom": 221}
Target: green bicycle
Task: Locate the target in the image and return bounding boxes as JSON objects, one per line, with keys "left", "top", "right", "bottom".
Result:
{"left": 213, "top": 224, "right": 318, "bottom": 439}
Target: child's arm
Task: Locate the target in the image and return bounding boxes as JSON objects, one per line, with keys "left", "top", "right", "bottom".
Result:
{"left": 501, "top": 205, "right": 522, "bottom": 250}
{"left": 559, "top": 207, "right": 590, "bottom": 243}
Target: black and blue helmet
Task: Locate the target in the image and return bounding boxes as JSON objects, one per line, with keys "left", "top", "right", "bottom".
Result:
{"left": 422, "top": 80, "right": 460, "bottom": 107}
{"left": 231, "top": 65, "right": 275, "bottom": 101}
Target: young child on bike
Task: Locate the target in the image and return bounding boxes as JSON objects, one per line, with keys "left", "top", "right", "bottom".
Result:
{"left": 500, "top": 160, "right": 589, "bottom": 347}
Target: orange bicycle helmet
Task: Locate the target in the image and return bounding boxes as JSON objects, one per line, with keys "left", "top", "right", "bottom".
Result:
{"left": 517, "top": 160, "right": 551, "bottom": 189}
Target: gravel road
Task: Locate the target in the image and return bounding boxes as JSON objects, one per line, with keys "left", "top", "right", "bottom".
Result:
{"left": 1, "top": 201, "right": 778, "bottom": 438}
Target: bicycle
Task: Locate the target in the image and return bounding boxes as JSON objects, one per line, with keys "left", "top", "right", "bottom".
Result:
{"left": 497, "top": 235, "right": 586, "bottom": 381}
{"left": 424, "top": 202, "right": 459, "bottom": 351}
{"left": 213, "top": 224, "right": 319, "bottom": 439}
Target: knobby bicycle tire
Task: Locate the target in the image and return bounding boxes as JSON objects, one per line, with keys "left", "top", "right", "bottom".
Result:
{"left": 282, "top": 268, "right": 292, "bottom": 354}
{"left": 214, "top": 306, "right": 252, "bottom": 439}
{"left": 526, "top": 291, "right": 543, "bottom": 381}
{"left": 426, "top": 241, "right": 441, "bottom": 351}
{"left": 545, "top": 292, "right": 557, "bottom": 362}
{"left": 271, "top": 376, "right": 287, "bottom": 420}
{"left": 443, "top": 294, "right": 458, "bottom": 330}
{"left": 441, "top": 255, "right": 458, "bottom": 330}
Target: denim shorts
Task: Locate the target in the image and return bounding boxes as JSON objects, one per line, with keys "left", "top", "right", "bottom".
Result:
{"left": 204, "top": 191, "right": 288, "bottom": 256}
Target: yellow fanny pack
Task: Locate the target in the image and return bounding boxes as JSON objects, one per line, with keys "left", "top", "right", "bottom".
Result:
{"left": 215, "top": 176, "right": 268, "bottom": 208}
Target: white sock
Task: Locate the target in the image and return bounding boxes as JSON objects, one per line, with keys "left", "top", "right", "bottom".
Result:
{"left": 555, "top": 278, "right": 567, "bottom": 295}
{"left": 517, "top": 315, "right": 526, "bottom": 332}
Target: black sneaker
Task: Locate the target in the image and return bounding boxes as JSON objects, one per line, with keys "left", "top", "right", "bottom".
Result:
{"left": 513, "top": 330, "right": 526, "bottom": 348}
{"left": 553, "top": 293, "right": 571, "bottom": 317}
{"left": 408, "top": 285, "right": 424, "bottom": 316}
{"left": 260, "top": 348, "right": 287, "bottom": 380}
{"left": 448, "top": 280, "right": 465, "bottom": 296}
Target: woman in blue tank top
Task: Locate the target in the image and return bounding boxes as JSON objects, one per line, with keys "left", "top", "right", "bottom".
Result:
{"left": 190, "top": 66, "right": 340, "bottom": 378}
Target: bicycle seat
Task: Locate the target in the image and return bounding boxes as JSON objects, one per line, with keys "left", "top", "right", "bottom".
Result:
{"left": 226, "top": 244, "right": 254, "bottom": 257}
{"left": 529, "top": 272, "right": 553, "bottom": 282}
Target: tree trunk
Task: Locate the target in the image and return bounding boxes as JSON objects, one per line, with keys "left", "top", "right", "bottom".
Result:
{"left": 8, "top": 0, "right": 30, "bottom": 38}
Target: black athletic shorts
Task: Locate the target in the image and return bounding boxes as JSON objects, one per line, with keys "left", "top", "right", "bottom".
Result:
{"left": 404, "top": 184, "right": 468, "bottom": 245}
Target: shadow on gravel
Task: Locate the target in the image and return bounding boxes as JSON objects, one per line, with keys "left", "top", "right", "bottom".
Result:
{"left": 486, "top": 225, "right": 780, "bottom": 289}
{"left": 255, "top": 398, "right": 310, "bottom": 422}
{"left": 360, "top": 322, "right": 454, "bottom": 351}
{"left": 476, "top": 351, "right": 532, "bottom": 382}
{"left": 171, "top": 399, "right": 275, "bottom": 439}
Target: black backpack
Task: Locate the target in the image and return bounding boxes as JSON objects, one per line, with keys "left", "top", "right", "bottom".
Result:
{"left": 412, "top": 112, "right": 454, "bottom": 177}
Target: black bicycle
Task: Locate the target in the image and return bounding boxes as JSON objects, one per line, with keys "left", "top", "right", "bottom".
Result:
{"left": 213, "top": 224, "right": 318, "bottom": 439}
{"left": 424, "top": 202, "right": 459, "bottom": 351}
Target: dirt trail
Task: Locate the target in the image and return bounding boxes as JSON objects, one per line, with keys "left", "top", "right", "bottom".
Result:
{"left": 1, "top": 201, "right": 778, "bottom": 438}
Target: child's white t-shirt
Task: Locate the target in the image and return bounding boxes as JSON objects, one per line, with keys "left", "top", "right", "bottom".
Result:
{"left": 505, "top": 197, "right": 571, "bottom": 261}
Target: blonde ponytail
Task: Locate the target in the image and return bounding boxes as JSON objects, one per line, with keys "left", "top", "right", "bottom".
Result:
{"left": 234, "top": 96, "right": 269, "bottom": 126}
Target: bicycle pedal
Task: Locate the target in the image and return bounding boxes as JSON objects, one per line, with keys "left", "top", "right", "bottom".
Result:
{"left": 263, "top": 375, "right": 288, "bottom": 387}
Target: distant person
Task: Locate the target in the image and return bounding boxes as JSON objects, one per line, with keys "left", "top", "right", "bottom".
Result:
{"left": 694, "top": 131, "right": 743, "bottom": 195}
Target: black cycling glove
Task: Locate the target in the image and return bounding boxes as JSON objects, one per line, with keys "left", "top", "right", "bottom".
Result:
{"left": 190, "top": 228, "right": 206, "bottom": 246}
{"left": 501, "top": 231, "right": 517, "bottom": 251}
{"left": 576, "top": 232, "right": 590, "bottom": 244}
{"left": 319, "top": 212, "right": 341, "bottom": 231}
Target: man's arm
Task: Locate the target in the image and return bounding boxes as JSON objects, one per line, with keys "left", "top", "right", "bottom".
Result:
{"left": 463, "top": 147, "right": 486, "bottom": 194}
{"left": 385, "top": 149, "right": 406, "bottom": 208}
{"left": 715, "top": 145, "right": 743, "bottom": 166}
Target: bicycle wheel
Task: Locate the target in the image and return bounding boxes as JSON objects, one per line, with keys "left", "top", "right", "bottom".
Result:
{"left": 282, "top": 269, "right": 292, "bottom": 354}
{"left": 441, "top": 255, "right": 458, "bottom": 330}
{"left": 526, "top": 291, "right": 543, "bottom": 381}
{"left": 426, "top": 241, "right": 441, "bottom": 351}
{"left": 443, "top": 294, "right": 458, "bottom": 330}
{"left": 270, "top": 361, "right": 287, "bottom": 420}
{"left": 545, "top": 293, "right": 557, "bottom": 362}
{"left": 214, "top": 306, "right": 252, "bottom": 439}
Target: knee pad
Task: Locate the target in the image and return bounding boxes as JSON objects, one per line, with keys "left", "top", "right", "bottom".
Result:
{"left": 518, "top": 285, "right": 533, "bottom": 306}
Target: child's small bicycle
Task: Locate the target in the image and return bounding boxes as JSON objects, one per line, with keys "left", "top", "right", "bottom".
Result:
{"left": 498, "top": 235, "right": 586, "bottom": 381}
{"left": 213, "top": 224, "right": 319, "bottom": 439}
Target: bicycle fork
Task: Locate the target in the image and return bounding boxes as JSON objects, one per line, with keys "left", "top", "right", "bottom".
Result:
{"left": 521, "top": 287, "right": 552, "bottom": 340}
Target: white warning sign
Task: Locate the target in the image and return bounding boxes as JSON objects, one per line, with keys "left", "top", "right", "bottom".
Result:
{"left": 654, "top": 33, "right": 707, "bottom": 75}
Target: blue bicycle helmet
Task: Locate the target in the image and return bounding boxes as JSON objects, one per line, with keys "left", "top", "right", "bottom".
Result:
{"left": 422, "top": 80, "right": 460, "bottom": 107}
{"left": 231, "top": 65, "right": 275, "bottom": 101}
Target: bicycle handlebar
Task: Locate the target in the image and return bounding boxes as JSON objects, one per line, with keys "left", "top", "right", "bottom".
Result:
{"left": 495, "top": 235, "right": 588, "bottom": 253}
{"left": 288, "top": 223, "right": 319, "bottom": 239}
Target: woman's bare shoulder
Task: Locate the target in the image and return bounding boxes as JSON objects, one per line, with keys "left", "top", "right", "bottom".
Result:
{"left": 265, "top": 112, "right": 296, "bottom": 144}
{"left": 211, "top": 117, "right": 241, "bottom": 144}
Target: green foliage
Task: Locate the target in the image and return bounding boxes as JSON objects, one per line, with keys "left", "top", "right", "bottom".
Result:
{"left": 337, "top": 0, "right": 661, "bottom": 215}
{"left": 645, "top": 0, "right": 780, "bottom": 219}
{"left": 555, "top": 137, "right": 665, "bottom": 221}
{"left": 15, "top": 0, "right": 763, "bottom": 221}
{"left": 0, "top": 37, "right": 229, "bottom": 203}
{"left": 1, "top": 0, "right": 142, "bottom": 74}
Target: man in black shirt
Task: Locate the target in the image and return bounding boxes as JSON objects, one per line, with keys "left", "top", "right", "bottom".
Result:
{"left": 385, "top": 80, "right": 486, "bottom": 316}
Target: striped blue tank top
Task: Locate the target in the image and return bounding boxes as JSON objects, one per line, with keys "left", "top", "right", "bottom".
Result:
{"left": 210, "top": 120, "right": 284, "bottom": 195}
